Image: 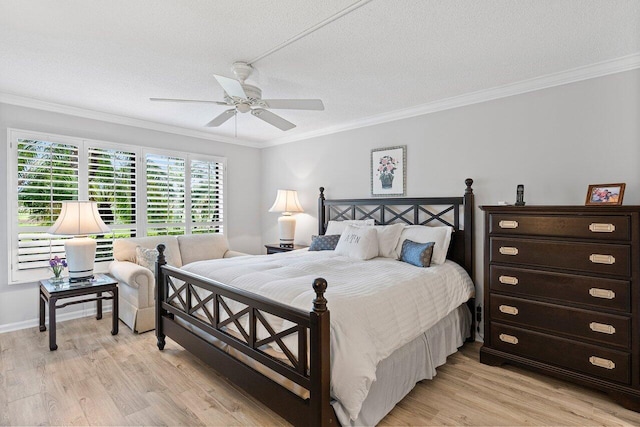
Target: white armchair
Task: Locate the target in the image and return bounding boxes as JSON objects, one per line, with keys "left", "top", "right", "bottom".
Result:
{"left": 110, "top": 234, "right": 246, "bottom": 333}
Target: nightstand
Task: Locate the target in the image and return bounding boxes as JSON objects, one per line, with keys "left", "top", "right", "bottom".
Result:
{"left": 265, "top": 243, "right": 308, "bottom": 254}
{"left": 39, "top": 273, "right": 118, "bottom": 350}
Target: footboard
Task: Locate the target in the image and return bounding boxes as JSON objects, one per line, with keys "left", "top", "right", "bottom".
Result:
{"left": 154, "top": 244, "right": 335, "bottom": 426}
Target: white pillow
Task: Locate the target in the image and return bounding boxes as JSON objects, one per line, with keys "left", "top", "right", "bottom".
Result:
{"left": 394, "top": 225, "right": 453, "bottom": 265}
{"left": 334, "top": 225, "right": 379, "bottom": 260}
{"left": 325, "top": 219, "right": 375, "bottom": 235}
{"left": 374, "top": 224, "right": 405, "bottom": 258}
{"left": 136, "top": 245, "right": 159, "bottom": 272}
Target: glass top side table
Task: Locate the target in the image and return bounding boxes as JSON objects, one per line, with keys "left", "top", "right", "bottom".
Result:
{"left": 39, "top": 273, "right": 119, "bottom": 350}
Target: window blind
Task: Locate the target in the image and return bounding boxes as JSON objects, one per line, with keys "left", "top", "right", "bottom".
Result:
{"left": 145, "top": 153, "right": 186, "bottom": 236}
{"left": 88, "top": 146, "right": 138, "bottom": 260}
{"left": 16, "top": 139, "right": 78, "bottom": 270}
{"left": 191, "top": 158, "right": 224, "bottom": 234}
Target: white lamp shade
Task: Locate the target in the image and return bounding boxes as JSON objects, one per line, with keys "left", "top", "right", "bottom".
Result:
{"left": 48, "top": 201, "right": 111, "bottom": 236}
{"left": 269, "top": 189, "right": 304, "bottom": 214}
{"left": 48, "top": 201, "right": 111, "bottom": 281}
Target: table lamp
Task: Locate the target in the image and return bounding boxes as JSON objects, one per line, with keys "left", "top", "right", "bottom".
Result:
{"left": 269, "top": 189, "right": 304, "bottom": 247}
{"left": 48, "top": 201, "right": 111, "bottom": 282}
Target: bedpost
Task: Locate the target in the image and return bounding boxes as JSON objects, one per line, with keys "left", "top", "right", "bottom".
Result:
{"left": 463, "top": 178, "right": 474, "bottom": 278}
{"left": 463, "top": 178, "right": 476, "bottom": 342}
{"left": 318, "top": 187, "right": 326, "bottom": 236}
{"left": 155, "top": 244, "right": 167, "bottom": 350}
{"left": 309, "top": 277, "right": 333, "bottom": 426}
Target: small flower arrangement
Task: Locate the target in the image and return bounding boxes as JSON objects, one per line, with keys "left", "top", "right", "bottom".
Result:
{"left": 377, "top": 155, "right": 397, "bottom": 189}
{"left": 49, "top": 256, "right": 67, "bottom": 279}
{"left": 378, "top": 155, "right": 397, "bottom": 175}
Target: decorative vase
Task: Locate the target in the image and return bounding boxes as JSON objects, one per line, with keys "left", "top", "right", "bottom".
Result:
{"left": 380, "top": 173, "right": 394, "bottom": 189}
{"left": 50, "top": 275, "right": 64, "bottom": 285}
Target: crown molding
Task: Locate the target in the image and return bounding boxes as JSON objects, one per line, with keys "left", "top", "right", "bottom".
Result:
{"left": 264, "top": 53, "right": 640, "bottom": 147}
{"left": 0, "top": 93, "right": 261, "bottom": 148}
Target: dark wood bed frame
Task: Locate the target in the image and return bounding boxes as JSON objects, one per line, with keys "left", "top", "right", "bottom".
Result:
{"left": 154, "top": 178, "right": 475, "bottom": 426}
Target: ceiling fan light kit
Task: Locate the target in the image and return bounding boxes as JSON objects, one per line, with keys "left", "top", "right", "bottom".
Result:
{"left": 151, "top": 61, "right": 324, "bottom": 132}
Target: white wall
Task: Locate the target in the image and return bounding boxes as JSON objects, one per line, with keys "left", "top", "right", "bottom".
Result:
{"left": 0, "top": 103, "right": 263, "bottom": 331}
{"left": 261, "top": 69, "right": 640, "bottom": 334}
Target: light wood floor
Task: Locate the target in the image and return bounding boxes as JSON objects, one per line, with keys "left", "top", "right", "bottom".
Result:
{"left": 3, "top": 315, "right": 640, "bottom": 426}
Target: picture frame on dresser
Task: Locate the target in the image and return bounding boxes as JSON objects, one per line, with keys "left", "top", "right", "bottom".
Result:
{"left": 586, "top": 183, "right": 625, "bottom": 206}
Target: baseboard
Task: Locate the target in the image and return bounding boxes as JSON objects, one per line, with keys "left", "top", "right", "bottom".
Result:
{"left": 0, "top": 304, "right": 113, "bottom": 334}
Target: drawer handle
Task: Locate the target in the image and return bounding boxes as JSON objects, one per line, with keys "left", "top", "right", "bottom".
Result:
{"left": 499, "top": 246, "right": 519, "bottom": 256}
{"left": 589, "top": 254, "right": 616, "bottom": 265}
{"left": 589, "top": 356, "right": 615, "bottom": 370}
{"left": 589, "top": 322, "right": 616, "bottom": 335}
{"left": 499, "top": 333, "right": 519, "bottom": 345}
{"left": 589, "top": 288, "right": 616, "bottom": 299}
{"left": 589, "top": 223, "right": 616, "bottom": 233}
{"left": 499, "top": 220, "right": 519, "bottom": 229}
{"left": 499, "top": 275, "right": 519, "bottom": 285}
{"left": 499, "top": 305, "right": 519, "bottom": 315}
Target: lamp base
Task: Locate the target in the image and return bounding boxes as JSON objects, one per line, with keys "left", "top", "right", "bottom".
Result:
{"left": 69, "top": 275, "right": 94, "bottom": 283}
{"left": 65, "top": 237, "right": 97, "bottom": 282}
{"left": 277, "top": 214, "right": 296, "bottom": 247}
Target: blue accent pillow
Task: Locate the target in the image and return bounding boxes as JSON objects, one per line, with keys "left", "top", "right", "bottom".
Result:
{"left": 400, "top": 239, "right": 435, "bottom": 267}
{"left": 309, "top": 235, "right": 341, "bottom": 251}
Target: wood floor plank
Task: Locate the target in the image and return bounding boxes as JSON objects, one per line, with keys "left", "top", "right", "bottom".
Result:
{"left": 7, "top": 393, "right": 49, "bottom": 426}
{"left": 3, "top": 316, "right": 640, "bottom": 426}
{"left": 74, "top": 375, "right": 130, "bottom": 426}
{"left": 42, "top": 375, "right": 90, "bottom": 426}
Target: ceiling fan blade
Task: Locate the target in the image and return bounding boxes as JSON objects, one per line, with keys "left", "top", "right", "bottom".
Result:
{"left": 213, "top": 74, "right": 247, "bottom": 99}
{"left": 205, "top": 109, "right": 236, "bottom": 127}
{"left": 251, "top": 108, "right": 296, "bottom": 131}
{"left": 262, "top": 99, "right": 325, "bottom": 111}
{"left": 150, "top": 97, "right": 228, "bottom": 105}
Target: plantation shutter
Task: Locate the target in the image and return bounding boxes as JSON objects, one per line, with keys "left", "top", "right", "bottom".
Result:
{"left": 87, "top": 146, "right": 138, "bottom": 261}
{"left": 145, "top": 153, "right": 186, "bottom": 235}
{"left": 16, "top": 139, "right": 79, "bottom": 270}
{"left": 10, "top": 129, "right": 226, "bottom": 283}
{"left": 190, "top": 159, "right": 224, "bottom": 234}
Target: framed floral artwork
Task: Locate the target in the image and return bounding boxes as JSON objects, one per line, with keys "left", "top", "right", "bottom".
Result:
{"left": 371, "top": 145, "right": 406, "bottom": 196}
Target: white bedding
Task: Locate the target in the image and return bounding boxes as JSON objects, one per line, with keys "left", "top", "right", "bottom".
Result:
{"left": 181, "top": 250, "right": 474, "bottom": 421}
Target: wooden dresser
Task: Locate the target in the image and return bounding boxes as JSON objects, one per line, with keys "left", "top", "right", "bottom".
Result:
{"left": 480, "top": 205, "right": 640, "bottom": 410}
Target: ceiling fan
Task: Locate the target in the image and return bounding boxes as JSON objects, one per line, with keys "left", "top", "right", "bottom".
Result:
{"left": 150, "top": 62, "right": 324, "bottom": 131}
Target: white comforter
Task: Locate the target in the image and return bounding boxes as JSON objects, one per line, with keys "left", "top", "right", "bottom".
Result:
{"left": 181, "top": 250, "right": 474, "bottom": 421}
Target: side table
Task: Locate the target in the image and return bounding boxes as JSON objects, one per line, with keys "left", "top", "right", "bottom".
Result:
{"left": 39, "top": 273, "right": 119, "bottom": 351}
{"left": 264, "top": 243, "right": 309, "bottom": 254}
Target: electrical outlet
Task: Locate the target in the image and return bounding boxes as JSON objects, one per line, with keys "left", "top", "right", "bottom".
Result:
{"left": 476, "top": 306, "right": 482, "bottom": 322}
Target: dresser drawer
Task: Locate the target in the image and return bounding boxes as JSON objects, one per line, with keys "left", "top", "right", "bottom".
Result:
{"left": 490, "top": 237, "right": 630, "bottom": 277}
{"left": 490, "top": 295, "right": 631, "bottom": 348}
{"left": 489, "top": 214, "right": 630, "bottom": 241}
{"left": 490, "top": 265, "right": 631, "bottom": 312}
{"left": 491, "top": 323, "right": 630, "bottom": 384}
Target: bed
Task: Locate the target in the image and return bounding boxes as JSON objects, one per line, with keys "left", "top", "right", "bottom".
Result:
{"left": 154, "top": 179, "right": 475, "bottom": 426}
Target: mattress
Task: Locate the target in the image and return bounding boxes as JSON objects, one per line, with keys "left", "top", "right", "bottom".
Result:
{"left": 178, "top": 250, "right": 475, "bottom": 421}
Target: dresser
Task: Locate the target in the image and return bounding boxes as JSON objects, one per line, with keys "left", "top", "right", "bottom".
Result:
{"left": 480, "top": 205, "right": 640, "bottom": 410}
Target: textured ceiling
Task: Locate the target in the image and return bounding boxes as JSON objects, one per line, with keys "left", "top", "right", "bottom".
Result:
{"left": 1, "top": 0, "right": 639, "bottom": 145}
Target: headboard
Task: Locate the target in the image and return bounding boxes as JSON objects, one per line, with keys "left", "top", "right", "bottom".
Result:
{"left": 317, "top": 178, "right": 474, "bottom": 278}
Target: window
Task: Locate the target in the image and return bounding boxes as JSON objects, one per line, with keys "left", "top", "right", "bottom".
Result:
{"left": 190, "top": 158, "right": 224, "bottom": 234}
{"left": 145, "top": 153, "right": 186, "bottom": 236}
{"left": 87, "top": 146, "right": 138, "bottom": 261}
{"left": 8, "top": 129, "right": 226, "bottom": 284}
{"left": 15, "top": 138, "right": 79, "bottom": 271}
